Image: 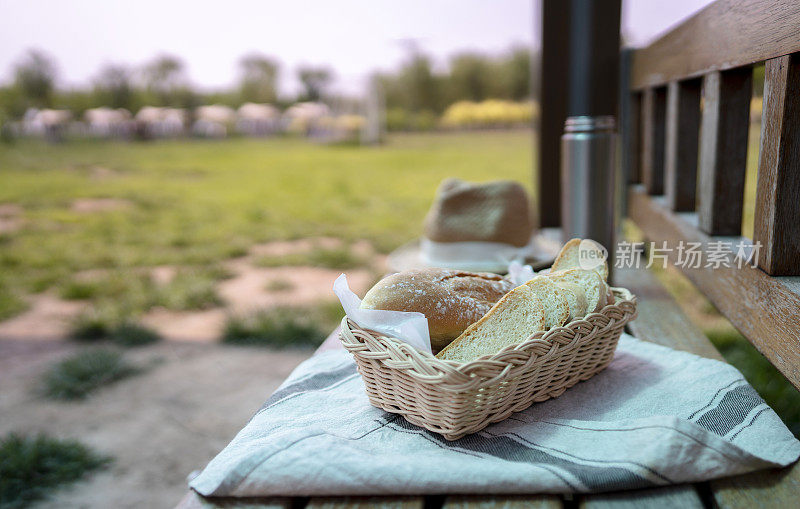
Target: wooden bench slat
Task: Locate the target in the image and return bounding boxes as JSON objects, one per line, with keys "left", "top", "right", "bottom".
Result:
{"left": 175, "top": 491, "right": 292, "bottom": 508}
{"left": 628, "top": 185, "right": 800, "bottom": 389}
{"left": 613, "top": 266, "right": 723, "bottom": 361}
{"left": 630, "top": 0, "right": 800, "bottom": 89}
{"left": 697, "top": 69, "right": 752, "bottom": 235}
{"left": 641, "top": 87, "right": 667, "bottom": 195}
{"left": 709, "top": 463, "right": 800, "bottom": 509}
{"left": 443, "top": 495, "right": 562, "bottom": 508}
{"left": 753, "top": 53, "right": 800, "bottom": 275}
{"left": 306, "top": 496, "right": 425, "bottom": 509}
{"left": 579, "top": 485, "right": 704, "bottom": 509}
{"left": 664, "top": 79, "right": 701, "bottom": 212}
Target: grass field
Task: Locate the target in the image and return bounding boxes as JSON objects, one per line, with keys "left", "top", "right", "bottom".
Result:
{"left": 0, "top": 131, "right": 533, "bottom": 320}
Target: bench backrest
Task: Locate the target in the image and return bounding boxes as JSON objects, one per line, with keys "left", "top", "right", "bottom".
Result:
{"left": 621, "top": 0, "right": 800, "bottom": 389}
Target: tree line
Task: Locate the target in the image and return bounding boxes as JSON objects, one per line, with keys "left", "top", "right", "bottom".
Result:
{"left": 0, "top": 46, "right": 536, "bottom": 122}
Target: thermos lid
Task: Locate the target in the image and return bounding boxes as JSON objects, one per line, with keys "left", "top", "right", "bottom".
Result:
{"left": 564, "top": 115, "right": 616, "bottom": 133}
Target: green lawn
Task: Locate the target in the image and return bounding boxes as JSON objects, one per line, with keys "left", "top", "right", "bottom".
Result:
{"left": 0, "top": 131, "right": 533, "bottom": 319}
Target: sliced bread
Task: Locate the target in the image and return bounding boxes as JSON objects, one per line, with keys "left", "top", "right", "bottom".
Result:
{"left": 546, "top": 268, "right": 607, "bottom": 313}
{"left": 524, "top": 276, "right": 569, "bottom": 329}
{"left": 436, "top": 284, "right": 545, "bottom": 362}
{"left": 552, "top": 238, "right": 609, "bottom": 281}
{"left": 553, "top": 281, "right": 588, "bottom": 320}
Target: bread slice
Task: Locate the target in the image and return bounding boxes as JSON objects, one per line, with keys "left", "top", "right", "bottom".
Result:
{"left": 436, "top": 284, "right": 545, "bottom": 362}
{"left": 553, "top": 281, "right": 587, "bottom": 320}
{"left": 545, "top": 268, "right": 607, "bottom": 313}
{"left": 552, "top": 238, "right": 609, "bottom": 281}
{"left": 524, "top": 276, "right": 569, "bottom": 329}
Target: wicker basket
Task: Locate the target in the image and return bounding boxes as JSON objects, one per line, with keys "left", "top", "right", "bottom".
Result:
{"left": 339, "top": 287, "right": 637, "bottom": 440}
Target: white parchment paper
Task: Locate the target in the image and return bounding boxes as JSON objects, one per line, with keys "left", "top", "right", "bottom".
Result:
{"left": 333, "top": 274, "right": 432, "bottom": 353}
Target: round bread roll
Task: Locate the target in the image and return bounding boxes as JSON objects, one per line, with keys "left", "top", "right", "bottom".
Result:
{"left": 360, "top": 268, "right": 514, "bottom": 351}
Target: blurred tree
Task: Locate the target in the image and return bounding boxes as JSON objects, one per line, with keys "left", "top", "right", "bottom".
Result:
{"left": 447, "top": 53, "right": 492, "bottom": 102}
{"left": 239, "top": 54, "right": 279, "bottom": 104}
{"left": 93, "top": 64, "right": 134, "bottom": 110}
{"left": 397, "top": 52, "right": 441, "bottom": 113}
{"left": 13, "top": 49, "right": 58, "bottom": 108}
{"left": 0, "top": 86, "right": 27, "bottom": 119}
{"left": 502, "top": 46, "right": 534, "bottom": 101}
{"left": 143, "top": 54, "right": 186, "bottom": 106}
{"left": 56, "top": 89, "right": 96, "bottom": 117}
{"left": 297, "top": 66, "right": 333, "bottom": 102}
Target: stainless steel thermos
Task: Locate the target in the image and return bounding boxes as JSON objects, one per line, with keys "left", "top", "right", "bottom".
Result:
{"left": 560, "top": 115, "right": 617, "bottom": 254}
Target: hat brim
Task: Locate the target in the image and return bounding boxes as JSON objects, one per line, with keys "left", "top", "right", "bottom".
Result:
{"left": 387, "top": 234, "right": 558, "bottom": 274}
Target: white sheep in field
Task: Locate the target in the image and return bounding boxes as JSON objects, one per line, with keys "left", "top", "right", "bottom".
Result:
{"left": 84, "top": 107, "right": 133, "bottom": 138}
{"left": 22, "top": 108, "right": 73, "bottom": 141}
{"left": 135, "top": 106, "right": 186, "bottom": 138}
{"left": 282, "top": 102, "right": 330, "bottom": 135}
{"left": 193, "top": 105, "right": 236, "bottom": 138}
{"left": 236, "top": 102, "right": 280, "bottom": 136}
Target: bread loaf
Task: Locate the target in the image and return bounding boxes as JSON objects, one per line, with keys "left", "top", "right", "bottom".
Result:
{"left": 360, "top": 268, "right": 514, "bottom": 351}
{"left": 436, "top": 283, "right": 545, "bottom": 362}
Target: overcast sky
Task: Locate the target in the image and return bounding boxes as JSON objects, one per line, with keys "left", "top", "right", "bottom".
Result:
{"left": 0, "top": 0, "right": 713, "bottom": 97}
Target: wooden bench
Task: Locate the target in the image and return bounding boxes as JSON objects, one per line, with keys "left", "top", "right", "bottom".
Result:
{"left": 178, "top": 0, "right": 800, "bottom": 506}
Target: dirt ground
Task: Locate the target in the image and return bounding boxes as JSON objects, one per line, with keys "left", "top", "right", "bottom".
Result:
{"left": 1, "top": 339, "right": 314, "bottom": 508}
{"left": 0, "top": 237, "right": 380, "bottom": 342}
{"left": 0, "top": 237, "right": 382, "bottom": 508}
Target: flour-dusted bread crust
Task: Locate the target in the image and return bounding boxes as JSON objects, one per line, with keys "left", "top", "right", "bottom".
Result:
{"left": 552, "top": 238, "right": 609, "bottom": 281}
{"left": 545, "top": 268, "right": 607, "bottom": 313}
{"left": 524, "top": 276, "right": 569, "bottom": 329}
{"left": 436, "top": 284, "right": 546, "bottom": 362}
{"left": 360, "top": 268, "right": 514, "bottom": 351}
{"left": 553, "top": 281, "right": 588, "bottom": 320}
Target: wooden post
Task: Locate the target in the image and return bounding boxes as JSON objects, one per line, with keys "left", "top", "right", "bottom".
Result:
{"left": 664, "top": 79, "right": 702, "bottom": 211}
{"left": 537, "top": 0, "right": 571, "bottom": 228}
{"left": 697, "top": 68, "right": 752, "bottom": 235}
{"left": 640, "top": 87, "right": 667, "bottom": 195}
{"left": 754, "top": 53, "right": 800, "bottom": 275}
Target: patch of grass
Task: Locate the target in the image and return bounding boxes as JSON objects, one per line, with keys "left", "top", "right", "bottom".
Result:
{"left": 59, "top": 280, "right": 100, "bottom": 300}
{"left": 69, "top": 311, "right": 161, "bottom": 347}
{"left": 221, "top": 301, "right": 343, "bottom": 348}
{"left": 0, "top": 283, "right": 27, "bottom": 320}
{"left": 155, "top": 269, "right": 223, "bottom": 310}
{"left": 0, "top": 433, "right": 111, "bottom": 509}
{"left": 265, "top": 278, "right": 294, "bottom": 292}
{"left": 109, "top": 322, "right": 161, "bottom": 347}
{"left": 42, "top": 348, "right": 140, "bottom": 400}
{"left": 255, "top": 245, "right": 368, "bottom": 270}
{"left": 69, "top": 310, "right": 115, "bottom": 342}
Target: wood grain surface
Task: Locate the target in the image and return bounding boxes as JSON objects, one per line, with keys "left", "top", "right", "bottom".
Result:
{"left": 697, "top": 69, "right": 752, "bottom": 235}
{"left": 664, "top": 79, "right": 702, "bottom": 211}
{"left": 640, "top": 87, "right": 667, "bottom": 195}
{"left": 753, "top": 54, "right": 800, "bottom": 275}
{"left": 630, "top": 0, "right": 800, "bottom": 89}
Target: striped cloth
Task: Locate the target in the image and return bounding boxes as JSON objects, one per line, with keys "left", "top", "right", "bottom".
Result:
{"left": 190, "top": 334, "right": 800, "bottom": 496}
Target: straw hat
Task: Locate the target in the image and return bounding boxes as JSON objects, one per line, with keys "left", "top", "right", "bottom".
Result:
{"left": 389, "top": 179, "right": 550, "bottom": 273}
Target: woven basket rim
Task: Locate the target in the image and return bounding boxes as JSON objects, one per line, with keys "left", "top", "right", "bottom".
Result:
{"left": 340, "top": 286, "right": 637, "bottom": 385}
